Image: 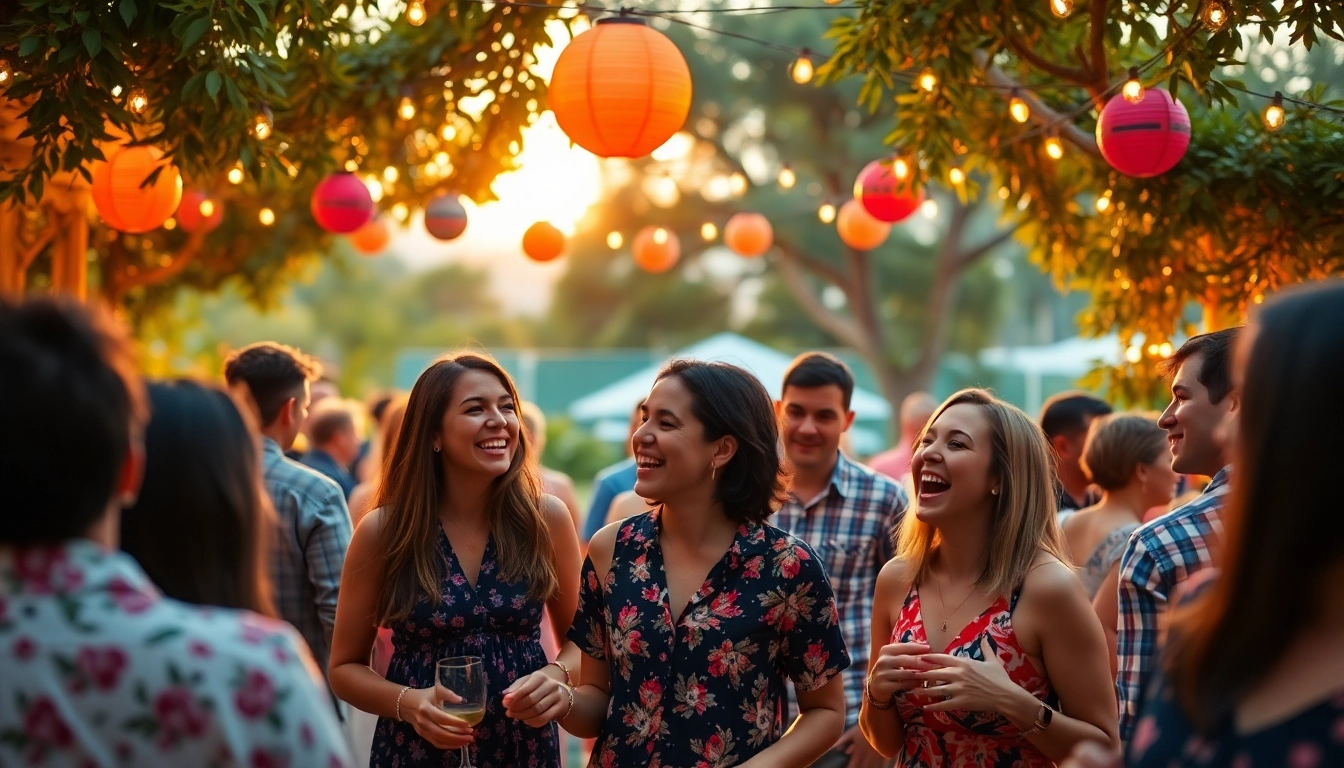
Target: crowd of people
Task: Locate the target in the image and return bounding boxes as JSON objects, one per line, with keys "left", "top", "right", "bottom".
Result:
{"left": 1, "top": 278, "right": 1341, "bottom": 768}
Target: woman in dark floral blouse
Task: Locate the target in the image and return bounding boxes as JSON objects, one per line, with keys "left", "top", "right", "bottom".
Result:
{"left": 547, "top": 359, "right": 850, "bottom": 767}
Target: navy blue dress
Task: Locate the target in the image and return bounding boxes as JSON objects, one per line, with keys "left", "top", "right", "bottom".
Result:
{"left": 369, "top": 530, "right": 560, "bottom": 768}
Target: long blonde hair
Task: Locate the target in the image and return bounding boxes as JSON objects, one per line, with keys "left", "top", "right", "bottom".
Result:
{"left": 895, "top": 388, "right": 1066, "bottom": 597}
{"left": 374, "top": 354, "right": 556, "bottom": 624}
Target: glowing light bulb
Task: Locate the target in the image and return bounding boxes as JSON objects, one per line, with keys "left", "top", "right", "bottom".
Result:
{"left": 198, "top": 199, "right": 215, "bottom": 217}
{"left": 1122, "top": 67, "right": 1144, "bottom": 104}
{"left": 918, "top": 69, "right": 938, "bottom": 93}
{"left": 892, "top": 155, "right": 911, "bottom": 180}
{"left": 251, "top": 105, "right": 273, "bottom": 140}
{"left": 778, "top": 165, "right": 796, "bottom": 189}
{"left": 920, "top": 199, "right": 939, "bottom": 218}
{"left": 791, "top": 55, "right": 814, "bottom": 85}
{"left": 258, "top": 208, "right": 275, "bottom": 226}
{"left": 227, "top": 163, "right": 245, "bottom": 185}
{"left": 1201, "top": 1, "right": 1228, "bottom": 31}
{"left": 163, "top": 218, "right": 177, "bottom": 230}
{"left": 392, "top": 202, "right": 409, "bottom": 221}
{"left": 126, "top": 86, "right": 150, "bottom": 115}
{"left": 1050, "top": 0, "right": 1074, "bottom": 17}
{"left": 1125, "top": 345, "right": 1142, "bottom": 364}
{"left": 383, "top": 166, "right": 399, "bottom": 183}
{"left": 1044, "top": 136, "right": 1064, "bottom": 160}
{"left": 441, "top": 124, "right": 457, "bottom": 141}
{"left": 1262, "top": 91, "right": 1285, "bottom": 131}
{"left": 701, "top": 222, "right": 718, "bottom": 241}
{"left": 607, "top": 231, "right": 623, "bottom": 249}
{"left": 729, "top": 172, "right": 747, "bottom": 196}
{"left": 398, "top": 97, "right": 417, "bottom": 120}
{"left": 1158, "top": 342, "right": 1173, "bottom": 357}
{"left": 653, "top": 228, "right": 668, "bottom": 245}
{"left": 948, "top": 166, "right": 966, "bottom": 186}
{"left": 344, "top": 159, "right": 359, "bottom": 172}
{"left": 1096, "top": 192, "right": 1112, "bottom": 212}
{"left": 818, "top": 203, "right": 836, "bottom": 224}
{"left": 0, "top": 60, "right": 12, "bottom": 91}
{"left": 1009, "top": 92, "right": 1030, "bottom": 123}
{"left": 407, "top": 0, "right": 427, "bottom": 25}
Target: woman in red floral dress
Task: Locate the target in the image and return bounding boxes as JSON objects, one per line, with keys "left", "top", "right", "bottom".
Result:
{"left": 861, "top": 389, "right": 1120, "bottom": 766}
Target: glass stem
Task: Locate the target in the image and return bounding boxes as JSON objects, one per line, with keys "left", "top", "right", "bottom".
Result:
{"left": 460, "top": 745, "right": 471, "bottom": 768}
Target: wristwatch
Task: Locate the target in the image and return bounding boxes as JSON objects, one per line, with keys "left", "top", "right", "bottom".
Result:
{"left": 1021, "top": 701, "right": 1053, "bottom": 736}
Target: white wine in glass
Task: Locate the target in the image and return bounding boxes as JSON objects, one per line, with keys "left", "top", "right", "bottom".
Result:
{"left": 436, "top": 656, "right": 487, "bottom": 767}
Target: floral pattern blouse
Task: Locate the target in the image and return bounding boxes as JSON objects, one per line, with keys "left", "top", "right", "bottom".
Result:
{"left": 0, "top": 540, "right": 353, "bottom": 768}
{"left": 568, "top": 509, "right": 850, "bottom": 768}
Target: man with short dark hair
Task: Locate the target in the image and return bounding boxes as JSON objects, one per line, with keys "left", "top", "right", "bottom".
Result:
{"left": 1040, "top": 392, "right": 1114, "bottom": 514}
{"left": 302, "top": 399, "right": 360, "bottom": 498}
{"left": 1116, "top": 327, "right": 1240, "bottom": 743}
{"left": 773, "top": 353, "right": 906, "bottom": 768}
{"left": 224, "top": 342, "right": 352, "bottom": 694}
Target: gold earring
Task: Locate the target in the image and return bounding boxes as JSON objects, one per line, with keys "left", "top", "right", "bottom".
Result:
{"left": 710, "top": 462, "right": 717, "bottom": 481}
{"left": 991, "top": 488, "right": 999, "bottom": 496}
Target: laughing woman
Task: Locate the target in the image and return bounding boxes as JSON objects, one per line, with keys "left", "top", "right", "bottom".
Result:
{"left": 862, "top": 389, "right": 1119, "bottom": 766}
{"left": 536, "top": 360, "right": 849, "bottom": 767}
{"left": 328, "top": 354, "right": 581, "bottom": 767}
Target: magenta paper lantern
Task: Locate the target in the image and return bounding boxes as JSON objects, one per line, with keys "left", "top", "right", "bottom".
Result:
{"left": 853, "top": 160, "right": 924, "bottom": 223}
{"left": 311, "top": 172, "right": 374, "bottom": 233}
{"left": 425, "top": 194, "right": 468, "bottom": 241}
{"left": 1096, "top": 88, "right": 1191, "bottom": 178}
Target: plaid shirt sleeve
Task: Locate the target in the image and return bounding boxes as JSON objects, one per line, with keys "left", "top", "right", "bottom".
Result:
{"left": 296, "top": 478, "right": 353, "bottom": 651}
{"left": 1116, "top": 526, "right": 1168, "bottom": 744}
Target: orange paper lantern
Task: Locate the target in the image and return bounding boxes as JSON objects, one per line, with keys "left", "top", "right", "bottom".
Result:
{"left": 632, "top": 226, "right": 681, "bottom": 273}
{"left": 549, "top": 18, "right": 692, "bottom": 158}
{"left": 175, "top": 190, "right": 224, "bottom": 233}
{"left": 349, "top": 217, "right": 390, "bottom": 255}
{"left": 723, "top": 213, "right": 773, "bottom": 258}
{"left": 522, "top": 221, "right": 566, "bottom": 262}
{"left": 836, "top": 199, "right": 891, "bottom": 251}
{"left": 91, "top": 145, "right": 183, "bottom": 233}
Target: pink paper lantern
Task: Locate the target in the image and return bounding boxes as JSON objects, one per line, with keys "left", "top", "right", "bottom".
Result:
{"left": 311, "top": 172, "right": 374, "bottom": 233}
{"left": 854, "top": 160, "right": 923, "bottom": 223}
{"left": 1096, "top": 88, "right": 1191, "bottom": 178}
{"left": 425, "top": 194, "right": 468, "bottom": 241}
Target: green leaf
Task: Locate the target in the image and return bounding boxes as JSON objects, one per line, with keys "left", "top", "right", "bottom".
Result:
{"left": 206, "top": 71, "right": 222, "bottom": 100}
{"left": 119, "top": 0, "right": 137, "bottom": 26}
{"left": 73, "top": 10, "right": 89, "bottom": 23}
{"left": 18, "top": 37, "right": 38, "bottom": 57}
{"left": 182, "top": 15, "right": 211, "bottom": 49}
{"left": 82, "top": 29, "right": 102, "bottom": 58}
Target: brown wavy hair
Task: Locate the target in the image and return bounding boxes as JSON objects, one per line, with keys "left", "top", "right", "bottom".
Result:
{"left": 374, "top": 353, "right": 556, "bottom": 623}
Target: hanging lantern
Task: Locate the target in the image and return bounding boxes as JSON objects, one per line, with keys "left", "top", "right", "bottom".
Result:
{"left": 632, "top": 226, "right": 680, "bottom": 273}
{"left": 349, "top": 217, "right": 390, "bottom": 255}
{"left": 853, "top": 159, "right": 924, "bottom": 223}
{"left": 548, "top": 18, "right": 693, "bottom": 158}
{"left": 723, "top": 213, "right": 773, "bottom": 258}
{"left": 311, "top": 172, "right": 374, "bottom": 233}
{"left": 175, "top": 190, "right": 224, "bottom": 233}
{"left": 90, "top": 145, "right": 183, "bottom": 234}
{"left": 1096, "top": 88, "right": 1190, "bottom": 178}
{"left": 522, "top": 221, "right": 566, "bottom": 262}
{"left": 424, "top": 194, "right": 468, "bottom": 240}
{"left": 836, "top": 200, "right": 891, "bottom": 251}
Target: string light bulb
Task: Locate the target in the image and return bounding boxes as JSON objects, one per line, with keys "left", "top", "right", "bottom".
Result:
{"left": 126, "top": 86, "right": 150, "bottom": 115}
{"left": 1044, "top": 134, "right": 1064, "bottom": 160}
{"left": 198, "top": 199, "right": 216, "bottom": 218}
{"left": 1009, "top": 90, "right": 1030, "bottom": 123}
{"left": 398, "top": 96, "right": 417, "bottom": 120}
{"left": 1050, "top": 0, "right": 1074, "bottom": 17}
{"left": 250, "top": 104, "right": 274, "bottom": 140}
{"left": 0, "top": 60, "right": 12, "bottom": 91}
{"left": 1096, "top": 190, "right": 1112, "bottom": 212}
{"left": 701, "top": 222, "right": 717, "bottom": 241}
{"left": 1122, "top": 67, "right": 1144, "bottom": 104}
{"left": 892, "top": 154, "right": 911, "bottom": 180}
{"left": 918, "top": 69, "right": 938, "bottom": 93}
{"left": 778, "top": 165, "right": 796, "bottom": 189}
{"left": 407, "top": 0, "right": 427, "bottom": 26}
{"left": 227, "top": 163, "right": 245, "bottom": 185}
{"left": 258, "top": 208, "right": 275, "bottom": 226}
{"left": 652, "top": 228, "right": 669, "bottom": 245}
{"left": 607, "top": 231, "right": 623, "bottom": 249}
{"left": 948, "top": 166, "right": 966, "bottom": 186}
{"left": 791, "top": 51, "right": 814, "bottom": 85}
{"left": 818, "top": 203, "right": 836, "bottom": 224}
{"left": 1201, "top": 0, "right": 1228, "bottom": 31}
{"left": 1262, "top": 91, "right": 1285, "bottom": 131}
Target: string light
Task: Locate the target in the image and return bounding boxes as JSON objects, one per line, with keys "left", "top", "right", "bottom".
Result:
{"left": 778, "top": 165, "right": 796, "bottom": 189}
{"left": 250, "top": 104, "right": 274, "bottom": 140}
{"left": 441, "top": 124, "right": 458, "bottom": 141}
{"left": 948, "top": 166, "right": 966, "bottom": 186}
{"left": 0, "top": 60, "right": 12, "bottom": 93}
{"left": 1050, "top": 0, "right": 1074, "bottom": 17}
{"left": 791, "top": 50, "right": 814, "bottom": 85}
{"left": 1159, "top": 342, "right": 1173, "bottom": 357}
{"left": 892, "top": 154, "right": 911, "bottom": 180}
{"left": 126, "top": 86, "right": 150, "bottom": 115}
{"left": 198, "top": 199, "right": 216, "bottom": 217}
{"left": 652, "top": 227, "right": 669, "bottom": 245}
{"left": 1096, "top": 190, "right": 1112, "bottom": 212}
{"left": 917, "top": 69, "right": 938, "bottom": 93}
{"left": 1262, "top": 91, "right": 1285, "bottom": 131}
{"left": 259, "top": 208, "right": 275, "bottom": 226}
{"left": 399, "top": 96, "right": 417, "bottom": 120}
{"left": 1009, "top": 90, "right": 1030, "bottom": 123}
{"left": 701, "top": 222, "right": 718, "bottom": 241}
{"left": 1125, "top": 345, "right": 1142, "bottom": 364}
{"left": 729, "top": 172, "right": 747, "bottom": 196}
{"left": 1122, "top": 67, "right": 1144, "bottom": 104}
{"left": 1201, "top": 0, "right": 1228, "bottom": 32}
{"left": 227, "top": 163, "right": 245, "bottom": 185}
{"left": 1045, "top": 134, "right": 1064, "bottom": 160}
{"left": 818, "top": 203, "right": 836, "bottom": 223}
{"left": 407, "top": 0, "right": 427, "bottom": 25}
{"left": 607, "top": 231, "right": 623, "bottom": 249}
{"left": 392, "top": 202, "right": 410, "bottom": 221}
{"left": 163, "top": 218, "right": 177, "bottom": 230}
{"left": 383, "top": 166, "right": 399, "bottom": 183}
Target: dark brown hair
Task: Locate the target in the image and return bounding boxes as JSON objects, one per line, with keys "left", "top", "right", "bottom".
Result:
{"left": 1167, "top": 280, "right": 1344, "bottom": 729}
{"left": 1157, "top": 328, "right": 1240, "bottom": 405}
{"left": 783, "top": 352, "right": 855, "bottom": 410}
{"left": 223, "top": 342, "right": 321, "bottom": 427}
{"left": 374, "top": 354, "right": 555, "bottom": 623}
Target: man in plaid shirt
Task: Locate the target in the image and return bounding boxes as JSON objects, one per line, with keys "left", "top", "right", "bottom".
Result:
{"left": 1116, "top": 328, "right": 1239, "bottom": 743}
{"left": 773, "top": 353, "right": 907, "bottom": 768}
{"left": 225, "top": 343, "right": 353, "bottom": 704}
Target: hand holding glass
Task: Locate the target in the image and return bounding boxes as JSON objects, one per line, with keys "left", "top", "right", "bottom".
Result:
{"left": 437, "top": 656, "right": 488, "bottom": 767}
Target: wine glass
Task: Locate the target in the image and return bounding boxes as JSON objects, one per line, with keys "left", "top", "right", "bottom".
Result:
{"left": 436, "top": 656, "right": 487, "bottom": 768}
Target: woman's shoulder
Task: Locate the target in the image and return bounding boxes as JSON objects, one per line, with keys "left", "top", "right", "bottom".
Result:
{"left": 1022, "top": 552, "right": 1086, "bottom": 602}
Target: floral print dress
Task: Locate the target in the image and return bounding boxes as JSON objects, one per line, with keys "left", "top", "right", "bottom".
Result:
{"left": 0, "top": 540, "right": 352, "bottom": 767}
{"left": 369, "top": 529, "right": 559, "bottom": 768}
{"left": 890, "top": 584, "right": 1054, "bottom": 768}
{"left": 568, "top": 509, "right": 850, "bottom": 768}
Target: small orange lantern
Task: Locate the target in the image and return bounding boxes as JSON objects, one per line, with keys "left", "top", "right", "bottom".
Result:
{"left": 836, "top": 199, "right": 891, "bottom": 251}
{"left": 549, "top": 18, "right": 693, "bottom": 158}
{"left": 522, "top": 221, "right": 566, "bottom": 262}
{"left": 90, "top": 144, "right": 183, "bottom": 233}
{"left": 632, "top": 226, "right": 680, "bottom": 273}
{"left": 723, "top": 213, "right": 773, "bottom": 258}
{"left": 349, "top": 217, "right": 390, "bottom": 255}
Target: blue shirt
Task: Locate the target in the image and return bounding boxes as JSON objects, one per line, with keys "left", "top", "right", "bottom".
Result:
{"left": 300, "top": 448, "right": 356, "bottom": 499}
{"left": 582, "top": 458, "right": 637, "bottom": 542}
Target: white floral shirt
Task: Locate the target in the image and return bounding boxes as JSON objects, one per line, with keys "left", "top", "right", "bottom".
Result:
{"left": 0, "top": 540, "right": 354, "bottom": 768}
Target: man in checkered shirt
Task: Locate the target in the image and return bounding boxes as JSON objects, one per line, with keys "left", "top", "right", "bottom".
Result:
{"left": 1116, "top": 328, "right": 1240, "bottom": 743}
{"left": 773, "top": 353, "right": 907, "bottom": 768}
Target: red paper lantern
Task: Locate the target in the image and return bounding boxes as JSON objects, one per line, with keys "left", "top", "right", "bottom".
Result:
{"left": 522, "top": 221, "right": 566, "bottom": 262}
{"left": 176, "top": 190, "right": 224, "bottom": 233}
{"left": 549, "top": 18, "right": 693, "bottom": 158}
{"left": 90, "top": 145, "right": 183, "bottom": 233}
{"left": 425, "top": 194, "right": 468, "bottom": 241}
{"left": 632, "top": 226, "right": 681, "bottom": 273}
{"left": 836, "top": 200, "right": 891, "bottom": 251}
{"left": 349, "top": 217, "right": 390, "bottom": 255}
{"left": 1096, "top": 88, "right": 1190, "bottom": 178}
{"left": 854, "top": 160, "right": 923, "bottom": 223}
{"left": 311, "top": 172, "right": 374, "bottom": 233}
{"left": 724, "top": 213, "right": 772, "bottom": 258}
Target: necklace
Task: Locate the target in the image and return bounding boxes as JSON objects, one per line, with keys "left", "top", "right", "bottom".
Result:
{"left": 934, "top": 574, "right": 979, "bottom": 633}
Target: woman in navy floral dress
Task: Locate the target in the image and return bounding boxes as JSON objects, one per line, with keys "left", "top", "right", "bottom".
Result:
{"left": 329, "top": 354, "right": 582, "bottom": 767}
{"left": 542, "top": 360, "right": 851, "bottom": 768}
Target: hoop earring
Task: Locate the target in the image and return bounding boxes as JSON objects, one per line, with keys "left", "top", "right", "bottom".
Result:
{"left": 433, "top": 445, "right": 441, "bottom": 453}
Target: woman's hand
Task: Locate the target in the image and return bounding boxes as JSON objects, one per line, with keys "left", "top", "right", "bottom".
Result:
{"left": 910, "top": 636, "right": 1032, "bottom": 716}
{"left": 402, "top": 687, "right": 477, "bottom": 750}
{"left": 866, "top": 641, "right": 932, "bottom": 702}
{"left": 502, "top": 669, "right": 571, "bottom": 728}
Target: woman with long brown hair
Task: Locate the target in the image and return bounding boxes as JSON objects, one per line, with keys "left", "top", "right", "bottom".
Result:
{"left": 328, "top": 354, "right": 581, "bottom": 767}
{"left": 861, "top": 389, "right": 1118, "bottom": 765}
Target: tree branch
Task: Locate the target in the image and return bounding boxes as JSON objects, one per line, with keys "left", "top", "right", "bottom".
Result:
{"left": 20, "top": 220, "right": 57, "bottom": 271}
{"left": 109, "top": 228, "right": 207, "bottom": 294}
{"left": 1088, "top": 0, "right": 1110, "bottom": 87}
{"left": 773, "top": 239, "right": 876, "bottom": 358}
{"left": 1002, "top": 29, "right": 1094, "bottom": 86}
{"left": 973, "top": 49, "right": 1102, "bottom": 158}
{"left": 955, "top": 223, "right": 1019, "bottom": 271}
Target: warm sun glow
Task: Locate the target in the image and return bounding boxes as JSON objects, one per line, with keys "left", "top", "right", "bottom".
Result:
{"left": 475, "top": 111, "right": 601, "bottom": 237}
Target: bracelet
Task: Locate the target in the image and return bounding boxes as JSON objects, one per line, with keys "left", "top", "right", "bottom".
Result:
{"left": 560, "top": 683, "right": 575, "bottom": 721}
{"left": 1020, "top": 701, "right": 1054, "bottom": 737}
{"left": 547, "top": 660, "right": 573, "bottom": 687}
{"left": 864, "top": 679, "right": 895, "bottom": 710}
{"left": 395, "top": 685, "right": 412, "bottom": 722}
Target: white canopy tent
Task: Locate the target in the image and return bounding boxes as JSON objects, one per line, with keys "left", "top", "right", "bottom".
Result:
{"left": 978, "top": 335, "right": 1121, "bottom": 413}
